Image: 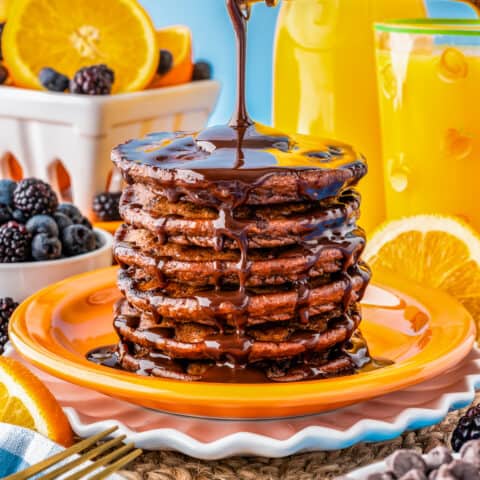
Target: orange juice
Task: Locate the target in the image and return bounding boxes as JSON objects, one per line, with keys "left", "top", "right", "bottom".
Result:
{"left": 273, "top": 0, "right": 428, "bottom": 233}
{"left": 376, "top": 21, "right": 480, "bottom": 229}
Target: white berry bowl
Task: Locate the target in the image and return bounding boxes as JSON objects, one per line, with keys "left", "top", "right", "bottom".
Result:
{"left": 0, "top": 80, "right": 220, "bottom": 216}
{"left": 0, "top": 227, "right": 113, "bottom": 301}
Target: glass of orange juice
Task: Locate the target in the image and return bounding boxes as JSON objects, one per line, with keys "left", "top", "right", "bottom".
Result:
{"left": 375, "top": 20, "right": 480, "bottom": 230}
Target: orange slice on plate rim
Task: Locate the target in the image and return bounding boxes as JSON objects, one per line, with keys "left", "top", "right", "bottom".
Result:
{"left": 0, "top": 356, "right": 72, "bottom": 446}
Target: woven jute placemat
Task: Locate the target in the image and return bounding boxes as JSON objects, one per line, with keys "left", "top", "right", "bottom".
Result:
{"left": 119, "top": 395, "right": 478, "bottom": 480}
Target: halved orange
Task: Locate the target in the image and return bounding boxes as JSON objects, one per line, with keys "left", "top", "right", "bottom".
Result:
{"left": 0, "top": 356, "right": 72, "bottom": 446}
{"left": 0, "top": 0, "right": 11, "bottom": 22}
{"left": 149, "top": 25, "right": 193, "bottom": 88}
{"left": 364, "top": 215, "right": 480, "bottom": 338}
{"left": 3, "top": 0, "right": 158, "bottom": 93}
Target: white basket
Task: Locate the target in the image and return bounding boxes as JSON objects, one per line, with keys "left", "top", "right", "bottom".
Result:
{"left": 0, "top": 80, "right": 220, "bottom": 215}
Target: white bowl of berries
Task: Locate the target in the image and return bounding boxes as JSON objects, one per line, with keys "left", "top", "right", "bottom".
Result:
{"left": 0, "top": 177, "right": 113, "bottom": 301}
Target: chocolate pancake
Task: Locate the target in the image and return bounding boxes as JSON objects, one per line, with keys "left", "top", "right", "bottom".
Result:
{"left": 112, "top": 124, "right": 367, "bottom": 209}
{"left": 117, "top": 340, "right": 357, "bottom": 382}
{"left": 117, "top": 263, "right": 370, "bottom": 325}
{"left": 120, "top": 185, "right": 361, "bottom": 249}
{"left": 89, "top": 0, "right": 376, "bottom": 385}
{"left": 114, "top": 224, "right": 366, "bottom": 287}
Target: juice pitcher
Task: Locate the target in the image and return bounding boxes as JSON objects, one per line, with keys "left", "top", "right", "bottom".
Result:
{"left": 273, "top": 0, "right": 479, "bottom": 233}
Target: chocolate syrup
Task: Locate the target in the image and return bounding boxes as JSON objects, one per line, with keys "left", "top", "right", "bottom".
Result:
{"left": 89, "top": 0, "right": 385, "bottom": 383}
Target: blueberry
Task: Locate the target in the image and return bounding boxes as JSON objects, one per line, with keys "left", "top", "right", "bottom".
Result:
{"left": 56, "top": 203, "right": 83, "bottom": 224}
{"left": 192, "top": 61, "right": 212, "bottom": 81}
{"left": 157, "top": 49, "right": 173, "bottom": 75}
{"left": 62, "top": 225, "right": 96, "bottom": 256}
{"left": 26, "top": 215, "right": 59, "bottom": 237}
{"left": 53, "top": 212, "right": 73, "bottom": 232}
{"left": 31, "top": 233, "right": 62, "bottom": 261}
{"left": 11, "top": 209, "right": 26, "bottom": 224}
{"left": 0, "top": 179, "right": 16, "bottom": 206}
{"left": 38, "top": 67, "right": 70, "bottom": 92}
{"left": 0, "top": 203, "right": 11, "bottom": 225}
{"left": 79, "top": 216, "right": 93, "bottom": 229}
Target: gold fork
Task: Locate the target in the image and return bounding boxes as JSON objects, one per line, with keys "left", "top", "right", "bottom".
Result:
{"left": 5, "top": 426, "right": 142, "bottom": 480}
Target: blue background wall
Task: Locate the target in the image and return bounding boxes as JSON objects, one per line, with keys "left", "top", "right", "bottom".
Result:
{"left": 140, "top": 0, "right": 478, "bottom": 126}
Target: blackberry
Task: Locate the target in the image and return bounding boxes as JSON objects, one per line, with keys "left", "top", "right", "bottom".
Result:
{"left": 157, "top": 49, "right": 173, "bottom": 75}
{"left": 452, "top": 405, "right": 480, "bottom": 452}
{"left": 0, "top": 222, "right": 31, "bottom": 262}
{"left": 0, "top": 22, "right": 4, "bottom": 61}
{"left": 93, "top": 192, "right": 121, "bottom": 221}
{"left": 0, "top": 297, "right": 18, "bottom": 354}
{"left": 70, "top": 64, "right": 115, "bottom": 95}
{"left": 13, "top": 178, "right": 59, "bottom": 218}
{"left": 192, "top": 61, "right": 212, "bottom": 81}
{"left": 0, "top": 64, "right": 7, "bottom": 85}
{"left": 0, "top": 203, "right": 11, "bottom": 225}
{"left": 39, "top": 67, "right": 70, "bottom": 92}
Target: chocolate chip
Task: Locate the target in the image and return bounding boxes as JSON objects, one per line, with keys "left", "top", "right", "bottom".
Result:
{"left": 432, "top": 460, "right": 480, "bottom": 480}
{"left": 386, "top": 451, "right": 427, "bottom": 477}
{"left": 367, "top": 473, "right": 396, "bottom": 480}
{"left": 399, "top": 469, "right": 427, "bottom": 480}
{"left": 425, "top": 447, "right": 454, "bottom": 471}
{"left": 460, "top": 439, "right": 480, "bottom": 468}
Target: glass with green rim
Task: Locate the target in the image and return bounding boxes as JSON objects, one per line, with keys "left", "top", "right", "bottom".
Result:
{"left": 374, "top": 18, "right": 480, "bottom": 230}
{"left": 376, "top": 18, "right": 480, "bottom": 35}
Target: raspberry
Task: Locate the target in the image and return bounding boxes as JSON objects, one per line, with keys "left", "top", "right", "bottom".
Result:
{"left": 13, "top": 178, "right": 59, "bottom": 219}
{"left": 0, "top": 222, "right": 31, "bottom": 263}
{"left": 452, "top": 405, "right": 480, "bottom": 452}
{"left": 39, "top": 67, "right": 70, "bottom": 92}
{"left": 0, "top": 297, "right": 18, "bottom": 354}
{"left": 192, "top": 61, "right": 212, "bottom": 81}
{"left": 157, "top": 50, "right": 173, "bottom": 75}
{"left": 70, "top": 64, "right": 115, "bottom": 95}
{"left": 93, "top": 192, "right": 121, "bottom": 221}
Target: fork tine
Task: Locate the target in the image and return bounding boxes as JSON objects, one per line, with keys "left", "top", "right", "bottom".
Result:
{"left": 39, "top": 435, "right": 127, "bottom": 480}
{"left": 62, "top": 443, "right": 137, "bottom": 480}
{"left": 4, "top": 427, "right": 118, "bottom": 480}
{"left": 87, "top": 449, "right": 143, "bottom": 480}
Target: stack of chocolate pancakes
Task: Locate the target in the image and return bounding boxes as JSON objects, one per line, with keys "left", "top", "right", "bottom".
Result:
{"left": 111, "top": 124, "right": 372, "bottom": 383}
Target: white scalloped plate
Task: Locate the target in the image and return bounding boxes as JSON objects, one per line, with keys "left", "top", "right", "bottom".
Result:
{"left": 5, "top": 345, "right": 480, "bottom": 460}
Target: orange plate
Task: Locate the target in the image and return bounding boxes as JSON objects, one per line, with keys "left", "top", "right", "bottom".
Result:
{"left": 9, "top": 267, "right": 475, "bottom": 419}
{"left": 93, "top": 221, "right": 122, "bottom": 235}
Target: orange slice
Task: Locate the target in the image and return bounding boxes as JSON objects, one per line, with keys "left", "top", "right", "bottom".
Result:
{"left": 0, "top": 356, "right": 72, "bottom": 446}
{"left": 149, "top": 25, "right": 193, "bottom": 88}
{"left": 364, "top": 215, "right": 480, "bottom": 338}
{"left": 3, "top": 0, "right": 158, "bottom": 93}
